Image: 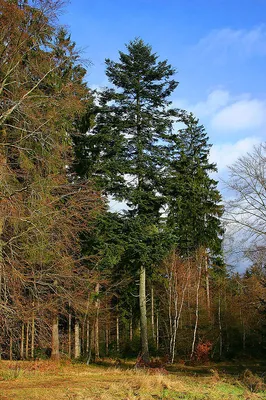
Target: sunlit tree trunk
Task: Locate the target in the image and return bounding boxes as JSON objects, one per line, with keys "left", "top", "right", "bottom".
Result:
{"left": 139, "top": 265, "right": 149, "bottom": 363}
{"left": 205, "top": 254, "right": 211, "bottom": 319}
{"left": 81, "top": 321, "right": 86, "bottom": 357}
{"left": 31, "top": 309, "right": 35, "bottom": 358}
{"left": 74, "top": 320, "right": 80, "bottom": 359}
{"left": 168, "top": 268, "right": 173, "bottom": 355}
{"left": 51, "top": 316, "right": 60, "bottom": 360}
{"left": 151, "top": 285, "right": 155, "bottom": 341}
{"left": 170, "top": 264, "right": 190, "bottom": 364}
{"left": 191, "top": 258, "right": 202, "bottom": 359}
{"left": 86, "top": 320, "right": 90, "bottom": 354}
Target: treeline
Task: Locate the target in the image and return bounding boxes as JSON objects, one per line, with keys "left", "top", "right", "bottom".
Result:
{"left": 0, "top": 0, "right": 265, "bottom": 363}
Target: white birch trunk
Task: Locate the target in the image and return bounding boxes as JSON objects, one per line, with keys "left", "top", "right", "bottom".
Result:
{"left": 74, "top": 320, "right": 80, "bottom": 359}
{"left": 191, "top": 260, "right": 202, "bottom": 359}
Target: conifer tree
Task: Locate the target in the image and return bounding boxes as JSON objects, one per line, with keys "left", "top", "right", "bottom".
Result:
{"left": 164, "top": 114, "right": 224, "bottom": 359}
{"left": 166, "top": 113, "right": 223, "bottom": 256}
{"left": 87, "top": 39, "right": 179, "bottom": 362}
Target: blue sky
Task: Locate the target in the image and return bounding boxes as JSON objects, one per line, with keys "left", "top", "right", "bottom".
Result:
{"left": 59, "top": 1, "right": 265, "bottom": 270}
{"left": 60, "top": 0, "right": 265, "bottom": 180}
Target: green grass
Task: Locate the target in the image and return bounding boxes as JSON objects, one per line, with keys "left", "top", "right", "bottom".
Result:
{"left": 0, "top": 360, "right": 265, "bottom": 399}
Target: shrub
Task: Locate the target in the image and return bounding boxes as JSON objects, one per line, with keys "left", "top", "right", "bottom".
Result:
{"left": 241, "top": 369, "right": 265, "bottom": 393}
{"left": 194, "top": 341, "right": 212, "bottom": 363}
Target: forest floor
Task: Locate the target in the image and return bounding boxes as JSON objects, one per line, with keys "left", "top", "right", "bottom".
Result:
{"left": 0, "top": 359, "right": 266, "bottom": 400}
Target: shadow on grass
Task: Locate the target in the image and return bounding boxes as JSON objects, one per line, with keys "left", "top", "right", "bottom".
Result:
{"left": 89, "top": 357, "right": 266, "bottom": 379}
{"left": 167, "top": 360, "right": 266, "bottom": 377}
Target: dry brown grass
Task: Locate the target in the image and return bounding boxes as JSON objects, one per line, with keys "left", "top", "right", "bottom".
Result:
{"left": 0, "top": 360, "right": 265, "bottom": 399}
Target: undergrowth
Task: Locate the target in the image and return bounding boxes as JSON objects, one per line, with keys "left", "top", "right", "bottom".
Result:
{"left": 0, "top": 360, "right": 266, "bottom": 399}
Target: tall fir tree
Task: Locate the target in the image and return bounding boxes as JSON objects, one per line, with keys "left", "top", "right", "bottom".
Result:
{"left": 86, "top": 38, "right": 179, "bottom": 362}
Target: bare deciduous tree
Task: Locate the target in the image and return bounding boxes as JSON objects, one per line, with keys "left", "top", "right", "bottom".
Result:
{"left": 225, "top": 143, "right": 266, "bottom": 244}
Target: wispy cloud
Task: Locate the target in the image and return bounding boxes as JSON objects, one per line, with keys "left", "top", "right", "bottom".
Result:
{"left": 172, "top": 89, "right": 231, "bottom": 118}
{"left": 173, "top": 89, "right": 264, "bottom": 174}
{"left": 211, "top": 98, "right": 266, "bottom": 132}
{"left": 174, "top": 89, "right": 266, "bottom": 135}
{"left": 210, "top": 137, "right": 262, "bottom": 172}
{"left": 195, "top": 25, "right": 266, "bottom": 61}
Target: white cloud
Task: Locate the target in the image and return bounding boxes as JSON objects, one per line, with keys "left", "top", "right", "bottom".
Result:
{"left": 211, "top": 98, "right": 266, "bottom": 132}
{"left": 172, "top": 89, "right": 231, "bottom": 118}
{"left": 196, "top": 25, "right": 266, "bottom": 60}
{"left": 210, "top": 137, "right": 262, "bottom": 172}
{"left": 174, "top": 90, "right": 266, "bottom": 134}
{"left": 192, "top": 89, "right": 230, "bottom": 117}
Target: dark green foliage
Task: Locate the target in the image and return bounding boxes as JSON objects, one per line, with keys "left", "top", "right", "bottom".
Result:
{"left": 166, "top": 113, "right": 224, "bottom": 256}
{"left": 85, "top": 39, "right": 178, "bottom": 208}
{"left": 78, "top": 38, "right": 181, "bottom": 274}
{"left": 85, "top": 38, "right": 180, "bottom": 362}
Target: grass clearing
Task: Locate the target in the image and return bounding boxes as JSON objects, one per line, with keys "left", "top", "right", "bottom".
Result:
{"left": 0, "top": 360, "right": 266, "bottom": 399}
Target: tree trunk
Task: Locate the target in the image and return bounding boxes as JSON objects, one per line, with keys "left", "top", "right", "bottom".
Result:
{"left": 25, "top": 320, "right": 29, "bottom": 359}
{"left": 31, "top": 309, "right": 35, "bottom": 359}
{"left": 74, "top": 320, "right": 80, "bottom": 359}
{"left": 51, "top": 316, "right": 60, "bottom": 360}
{"left": 0, "top": 219, "right": 4, "bottom": 355}
{"left": 169, "top": 289, "right": 177, "bottom": 361}
{"left": 9, "top": 335, "right": 13, "bottom": 361}
{"left": 170, "top": 267, "right": 190, "bottom": 364}
{"left": 205, "top": 254, "right": 211, "bottom": 319}
{"left": 139, "top": 265, "right": 149, "bottom": 363}
{"left": 0, "top": 218, "right": 4, "bottom": 302}
{"left": 191, "top": 261, "right": 202, "bottom": 359}
{"left": 95, "top": 283, "right": 100, "bottom": 358}
{"left": 129, "top": 307, "right": 133, "bottom": 342}
{"left": 156, "top": 309, "right": 159, "bottom": 350}
{"left": 0, "top": 262, "right": 2, "bottom": 303}
{"left": 151, "top": 285, "right": 155, "bottom": 341}
{"left": 81, "top": 321, "right": 86, "bottom": 357}
{"left": 68, "top": 310, "right": 72, "bottom": 358}
{"left": 218, "top": 292, "right": 222, "bottom": 358}
{"left": 90, "top": 320, "right": 95, "bottom": 355}
{"left": 105, "top": 320, "right": 109, "bottom": 356}
{"left": 86, "top": 320, "right": 90, "bottom": 354}
{"left": 116, "top": 310, "right": 120, "bottom": 354}
{"left": 20, "top": 322, "right": 24, "bottom": 360}
{"left": 168, "top": 270, "right": 173, "bottom": 355}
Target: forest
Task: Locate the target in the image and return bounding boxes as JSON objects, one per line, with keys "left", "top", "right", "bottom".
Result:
{"left": 0, "top": 0, "right": 266, "bottom": 373}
